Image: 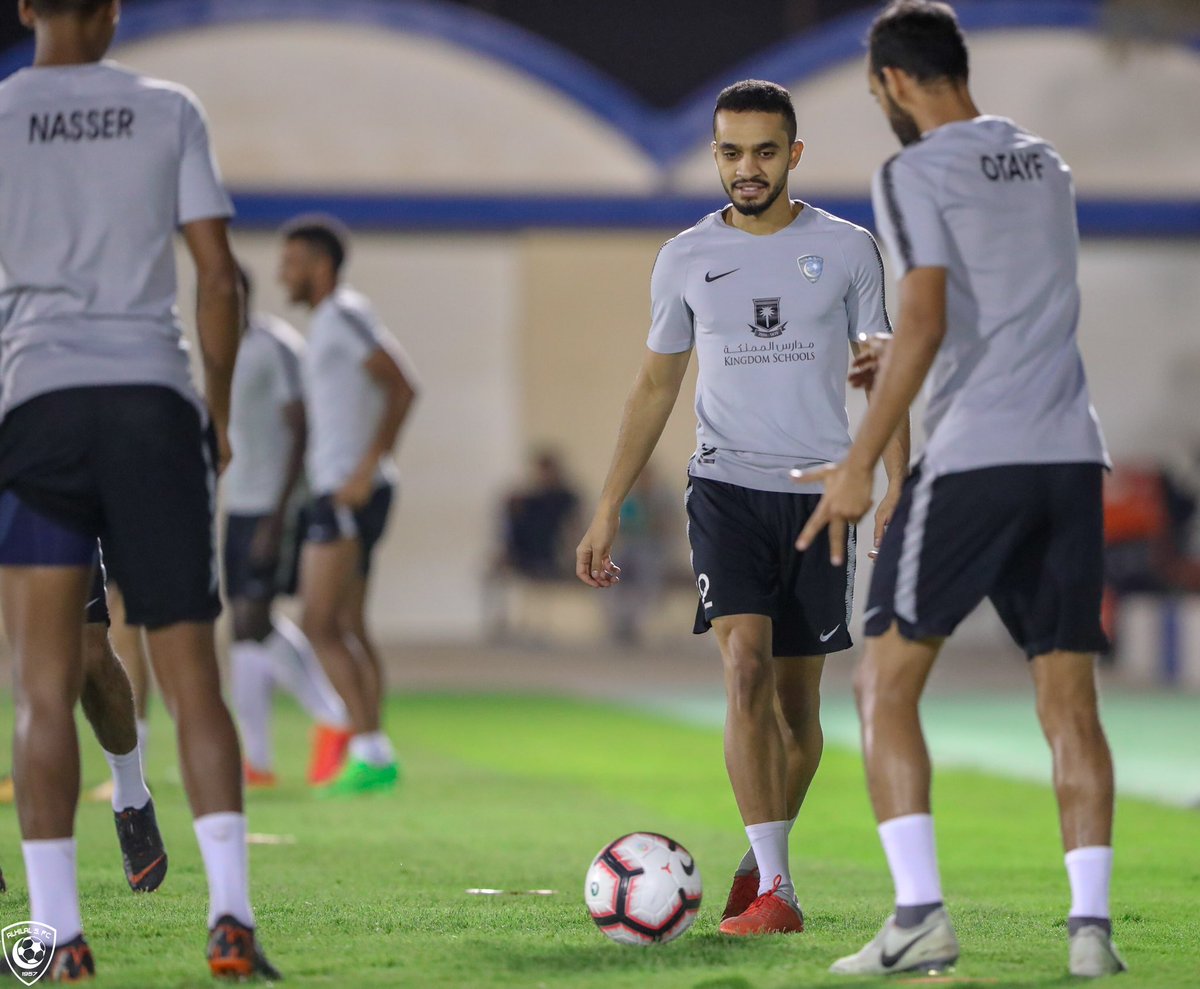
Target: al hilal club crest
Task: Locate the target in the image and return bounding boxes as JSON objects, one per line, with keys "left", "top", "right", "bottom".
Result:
{"left": 798, "top": 255, "right": 824, "bottom": 283}
{"left": 749, "top": 297, "right": 786, "bottom": 338}
{"left": 2, "top": 922, "right": 56, "bottom": 986}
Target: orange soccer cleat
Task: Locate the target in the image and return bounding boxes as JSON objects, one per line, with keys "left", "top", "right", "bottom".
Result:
{"left": 721, "top": 868, "right": 761, "bottom": 921}
{"left": 243, "top": 764, "right": 278, "bottom": 790}
{"left": 718, "top": 875, "right": 805, "bottom": 936}
{"left": 307, "top": 723, "right": 352, "bottom": 785}
{"left": 207, "top": 915, "right": 281, "bottom": 981}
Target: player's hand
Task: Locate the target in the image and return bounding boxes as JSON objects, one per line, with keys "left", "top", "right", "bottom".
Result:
{"left": 249, "top": 513, "right": 285, "bottom": 568}
{"left": 871, "top": 483, "right": 902, "bottom": 560}
{"left": 334, "top": 471, "right": 373, "bottom": 510}
{"left": 792, "top": 461, "right": 875, "bottom": 566}
{"left": 849, "top": 333, "right": 892, "bottom": 391}
{"left": 576, "top": 511, "right": 622, "bottom": 588}
{"left": 215, "top": 427, "right": 233, "bottom": 477}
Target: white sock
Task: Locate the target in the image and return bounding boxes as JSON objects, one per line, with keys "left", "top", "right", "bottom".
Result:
{"left": 230, "top": 640, "right": 275, "bottom": 772}
{"left": 879, "top": 813, "right": 943, "bottom": 906}
{"left": 22, "top": 839, "right": 83, "bottom": 942}
{"left": 194, "top": 812, "right": 254, "bottom": 928}
{"left": 745, "top": 820, "right": 795, "bottom": 901}
{"left": 349, "top": 731, "right": 394, "bottom": 767}
{"left": 738, "top": 814, "right": 797, "bottom": 873}
{"left": 103, "top": 745, "right": 151, "bottom": 812}
{"left": 136, "top": 718, "right": 150, "bottom": 763}
{"left": 1065, "top": 846, "right": 1113, "bottom": 919}
{"left": 264, "top": 617, "right": 349, "bottom": 728}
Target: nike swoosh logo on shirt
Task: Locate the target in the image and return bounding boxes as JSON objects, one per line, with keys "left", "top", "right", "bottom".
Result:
{"left": 705, "top": 268, "right": 740, "bottom": 282}
{"left": 880, "top": 926, "right": 935, "bottom": 969}
{"left": 819, "top": 625, "right": 841, "bottom": 643}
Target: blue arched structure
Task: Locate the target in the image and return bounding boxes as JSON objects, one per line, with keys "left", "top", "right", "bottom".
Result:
{"left": 2, "top": 0, "right": 1196, "bottom": 234}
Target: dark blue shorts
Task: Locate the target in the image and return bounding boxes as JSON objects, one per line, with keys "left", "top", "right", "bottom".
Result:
{"left": 866, "top": 462, "right": 1109, "bottom": 658}
{"left": 305, "top": 485, "right": 393, "bottom": 578}
{"left": 685, "top": 475, "right": 855, "bottom": 657}
{"left": 0, "top": 491, "right": 111, "bottom": 625}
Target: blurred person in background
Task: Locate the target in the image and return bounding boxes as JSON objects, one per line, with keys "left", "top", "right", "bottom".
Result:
{"left": 223, "top": 264, "right": 351, "bottom": 790}
{"left": 600, "top": 464, "right": 677, "bottom": 646}
{"left": 577, "top": 79, "right": 907, "bottom": 938}
{"left": 499, "top": 450, "right": 581, "bottom": 582}
{"left": 796, "top": 1, "right": 1123, "bottom": 977}
{"left": 0, "top": 0, "right": 277, "bottom": 978}
{"left": 279, "top": 216, "right": 419, "bottom": 797}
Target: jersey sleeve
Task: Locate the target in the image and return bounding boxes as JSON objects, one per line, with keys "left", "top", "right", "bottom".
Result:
{"left": 335, "top": 302, "right": 387, "bottom": 364}
{"left": 841, "top": 228, "right": 893, "bottom": 342}
{"left": 871, "top": 153, "right": 948, "bottom": 276}
{"left": 177, "top": 92, "right": 233, "bottom": 226}
{"left": 645, "top": 240, "right": 694, "bottom": 354}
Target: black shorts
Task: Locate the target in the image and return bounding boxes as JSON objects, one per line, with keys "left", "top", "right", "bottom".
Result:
{"left": 223, "top": 511, "right": 304, "bottom": 602}
{"left": 305, "top": 484, "right": 393, "bottom": 578}
{"left": 685, "top": 475, "right": 854, "bottom": 656}
{"left": 0, "top": 386, "right": 221, "bottom": 629}
{"left": 865, "top": 462, "right": 1109, "bottom": 658}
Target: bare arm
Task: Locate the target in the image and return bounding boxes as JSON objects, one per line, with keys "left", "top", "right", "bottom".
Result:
{"left": 275, "top": 400, "right": 308, "bottom": 517}
{"left": 854, "top": 338, "right": 913, "bottom": 556}
{"left": 335, "top": 345, "right": 419, "bottom": 507}
{"left": 576, "top": 347, "right": 691, "bottom": 587}
{"left": 181, "top": 218, "right": 241, "bottom": 473}
{"left": 797, "top": 268, "right": 946, "bottom": 564}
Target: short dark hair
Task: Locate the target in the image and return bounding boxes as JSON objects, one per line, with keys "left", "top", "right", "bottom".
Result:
{"left": 29, "top": 0, "right": 111, "bottom": 15}
{"left": 281, "top": 214, "right": 350, "bottom": 273}
{"left": 868, "top": 1, "right": 969, "bottom": 83}
{"left": 713, "top": 79, "right": 797, "bottom": 144}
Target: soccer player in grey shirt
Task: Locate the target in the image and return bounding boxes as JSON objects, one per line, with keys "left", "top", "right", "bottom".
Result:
{"left": 223, "top": 265, "right": 351, "bottom": 789}
{"left": 278, "top": 216, "right": 419, "bottom": 797}
{"left": 796, "top": 1, "right": 1123, "bottom": 978}
{"left": 0, "top": 0, "right": 276, "bottom": 979}
{"left": 578, "top": 80, "right": 909, "bottom": 937}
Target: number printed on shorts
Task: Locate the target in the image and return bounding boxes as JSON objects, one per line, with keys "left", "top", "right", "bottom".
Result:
{"left": 697, "top": 573, "right": 713, "bottom": 611}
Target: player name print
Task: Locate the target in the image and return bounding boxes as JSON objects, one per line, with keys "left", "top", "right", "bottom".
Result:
{"left": 29, "top": 108, "right": 135, "bottom": 144}
{"left": 980, "top": 150, "right": 1044, "bottom": 182}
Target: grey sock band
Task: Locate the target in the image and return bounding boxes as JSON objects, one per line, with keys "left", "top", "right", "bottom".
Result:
{"left": 1068, "top": 916, "right": 1112, "bottom": 937}
{"left": 895, "top": 901, "right": 942, "bottom": 929}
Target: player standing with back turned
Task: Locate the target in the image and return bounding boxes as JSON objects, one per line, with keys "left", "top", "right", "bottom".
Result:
{"left": 795, "top": 2, "right": 1124, "bottom": 978}
{"left": 0, "top": 0, "right": 277, "bottom": 979}
{"left": 577, "top": 80, "right": 909, "bottom": 936}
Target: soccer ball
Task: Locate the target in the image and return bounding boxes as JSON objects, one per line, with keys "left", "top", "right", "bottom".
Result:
{"left": 13, "top": 936, "right": 46, "bottom": 969}
{"left": 584, "top": 832, "right": 702, "bottom": 944}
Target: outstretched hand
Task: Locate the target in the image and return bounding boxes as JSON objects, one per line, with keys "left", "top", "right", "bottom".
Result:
{"left": 791, "top": 462, "right": 875, "bottom": 566}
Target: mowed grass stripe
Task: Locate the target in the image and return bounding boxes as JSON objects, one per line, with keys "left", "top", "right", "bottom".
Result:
{"left": 0, "top": 693, "right": 1193, "bottom": 987}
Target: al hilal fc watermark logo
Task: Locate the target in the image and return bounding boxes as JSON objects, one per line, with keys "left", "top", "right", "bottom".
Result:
{"left": 2, "top": 922, "right": 55, "bottom": 985}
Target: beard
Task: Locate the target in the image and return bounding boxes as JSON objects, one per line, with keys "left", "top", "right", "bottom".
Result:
{"left": 883, "top": 92, "right": 922, "bottom": 147}
{"left": 724, "top": 172, "right": 789, "bottom": 217}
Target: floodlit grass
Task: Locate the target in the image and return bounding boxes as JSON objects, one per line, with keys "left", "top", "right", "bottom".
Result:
{"left": 0, "top": 692, "right": 1195, "bottom": 986}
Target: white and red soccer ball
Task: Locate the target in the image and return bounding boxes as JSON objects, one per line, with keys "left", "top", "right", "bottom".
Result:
{"left": 584, "top": 832, "right": 703, "bottom": 944}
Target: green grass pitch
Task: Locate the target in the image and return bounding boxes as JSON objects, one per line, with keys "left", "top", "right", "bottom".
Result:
{"left": 0, "top": 693, "right": 1195, "bottom": 987}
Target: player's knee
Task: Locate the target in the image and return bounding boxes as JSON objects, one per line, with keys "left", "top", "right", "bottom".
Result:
{"left": 301, "top": 608, "right": 339, "bottom": 646}
{"left": 722, "top": 640, "right": 773, "bottom": 709}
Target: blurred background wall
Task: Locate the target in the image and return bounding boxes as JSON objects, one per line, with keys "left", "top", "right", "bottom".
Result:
{"left": 2, "top": 0, "right": 1197, "bottom": 646}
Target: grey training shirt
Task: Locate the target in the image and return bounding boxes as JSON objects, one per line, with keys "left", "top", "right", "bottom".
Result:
{"left": 223, "top": 314, "right": 305, "bottom": 516}
{"left": 871, "top": 116, "right": 1107, "bottom": 476}
{"left": 0, "top": 61, "right": 233, "bottom": 420}
{"left": 647, "top": 204, "right": 891, "bottom": 494}
{"left": 303, "top": 287, "right": 410, "bottom": 496}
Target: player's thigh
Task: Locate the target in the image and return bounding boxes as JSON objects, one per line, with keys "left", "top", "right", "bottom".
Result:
{"left": 866, "top": 464, "right": 1034, "bottom": 643}
{"left": 91, "top": 387, "right": 221, "bottom": 630}
{"left": 856, "top": 622, "right": 943, "bottom": 705}
{"left": 299, "top": 538, "right": 360, "bottom": 628}
{"left": 143, "top": 621, "right": 223, "bottom": 706}
{"left": 990, "top": 464, "right": 1108, "bottom": 658}
{"left": 686, "top": 478, "right": 777, "bottom": 632}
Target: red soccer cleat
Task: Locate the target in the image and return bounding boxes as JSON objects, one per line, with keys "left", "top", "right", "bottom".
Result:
{"left": 718, "top": 875, "right": 805, "bottom": 936}
{"left": 307, "top": 724, "right": 352, "bottom": 785}
{"left": 722, "top": 869, "right": 760, "bottom": 921}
